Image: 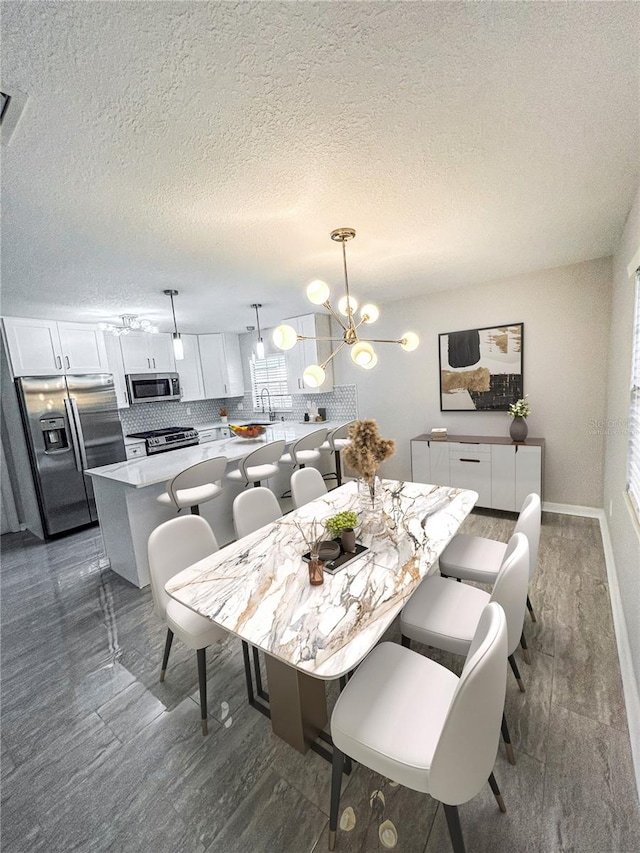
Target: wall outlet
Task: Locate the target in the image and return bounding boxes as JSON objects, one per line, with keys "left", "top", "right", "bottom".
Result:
{"left": 186, "top": 407, "right": 192, "bottom": 415}
{"left": 237, "top": 402, "right": 243, "bottom": 410}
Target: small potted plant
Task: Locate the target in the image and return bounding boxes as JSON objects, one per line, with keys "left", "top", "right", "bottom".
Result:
{"left": 219, "top": 407, "right": 228, "bottom": 424}
{"left": 326, "top": 510, "right": 358, "bottom": 553}
{"left": 508, "top": 396, "right": 531, "bottom": 442}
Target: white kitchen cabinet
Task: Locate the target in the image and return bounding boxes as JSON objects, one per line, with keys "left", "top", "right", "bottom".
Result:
{"left": 2, "top": 316, "right": 109, "bottom": 377}
{"left": 176, "top": 335, "right": 205, "bottom": 401}
{"left": 125, "top": 442, "right": 146, "bottom": 460}
{"left": 410, "top": 435, "right": 544, "bottom": 511}
{"left": 119, "top": 332, "right": 176, "bottom": 374}
{"left": 103, "top": 333, "right": 130, "bottom": 408}
{"left": 198, "top": 333, "right": 244, "bottom": 398}
{"left": 283, "top": 314, "right": 334, "bottom": 394}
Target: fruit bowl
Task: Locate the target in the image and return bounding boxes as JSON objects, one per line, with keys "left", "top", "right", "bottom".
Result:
{"left": 230, "top": 424, "right": 267, "bottom": 439}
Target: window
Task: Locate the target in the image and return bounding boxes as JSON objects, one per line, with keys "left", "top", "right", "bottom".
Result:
{"left": 249, "top": 353, "right": 292, "bottom": 411}
{"left": 628, "top": 269, "right": 640, "bottom": 518}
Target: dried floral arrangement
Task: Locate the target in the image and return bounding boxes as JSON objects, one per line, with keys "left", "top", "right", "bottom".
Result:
{"left": 292, "top": 519, "right": 325, "bottom": 555}
{"left": 343, "top": 419, "right": 395, "bottom": 487}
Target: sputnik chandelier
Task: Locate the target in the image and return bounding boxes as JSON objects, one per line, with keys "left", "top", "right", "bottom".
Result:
{"left": 272, "top": 227, "right": 419, "bottom": 387}
{"left": 99, "top": 315, "right": 159, "bottom": 336}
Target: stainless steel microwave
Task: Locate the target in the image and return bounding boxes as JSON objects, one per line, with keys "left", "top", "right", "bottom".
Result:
{"left": 125, "top": 373, "right": 182, "bottom": 404}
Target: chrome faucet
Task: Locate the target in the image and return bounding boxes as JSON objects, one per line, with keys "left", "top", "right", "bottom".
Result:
{"left": 260, "top": 388, "right": 277, "bottom": 421}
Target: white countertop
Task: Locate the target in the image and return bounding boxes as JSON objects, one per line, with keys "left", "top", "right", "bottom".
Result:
{"left": 89, "top": 421, "right": 340, "bottom": 488}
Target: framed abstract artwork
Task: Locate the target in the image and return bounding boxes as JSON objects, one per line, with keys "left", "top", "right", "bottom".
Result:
{"left": 439, "top": 323, "right": 523, "bottom": 411}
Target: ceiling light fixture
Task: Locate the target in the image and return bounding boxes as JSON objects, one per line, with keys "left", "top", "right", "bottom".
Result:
{"left": 164, "top": 289, "right": 184, "bottom": 361}
{"left": 272, "top": 227, "right": 419, "bottom": 387}
{"left": 251, "top": 303, "right": 265, "bottom": 360}
{"left": 99, "top": 315, "right": 159, "bottom": 336}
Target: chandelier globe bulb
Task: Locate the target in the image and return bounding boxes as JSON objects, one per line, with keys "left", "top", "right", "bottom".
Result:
{"left": 400, "top": 332, "right": 419, "bottom": 352}
{"left": 360, "top": 303, "right": 379, "bottom": 324}
{"left": 272, "top": 324, "right": 298, "bottom": 351}
{"left": 303, "top": 364, "right": 326, "bottom": 388}
{"left": 306, "top": 279, "right": 330, "bottom": 305}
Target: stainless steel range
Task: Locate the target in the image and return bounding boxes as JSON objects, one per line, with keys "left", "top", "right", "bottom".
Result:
{"left": 127, "top": 426, "right": 199, "bottom": 455}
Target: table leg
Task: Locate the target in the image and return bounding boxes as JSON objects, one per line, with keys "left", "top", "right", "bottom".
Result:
{"left": 264, "top": 654, "right": 328, "bottom": 753}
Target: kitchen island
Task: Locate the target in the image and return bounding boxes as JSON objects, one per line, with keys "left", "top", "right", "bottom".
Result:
{"left": 86, "top": 422, "right": 340, "bottom": 588}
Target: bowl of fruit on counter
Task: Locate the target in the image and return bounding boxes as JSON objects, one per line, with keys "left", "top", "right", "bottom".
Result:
{"left": 229, "top": 424, "right": 267, "bottom": 440}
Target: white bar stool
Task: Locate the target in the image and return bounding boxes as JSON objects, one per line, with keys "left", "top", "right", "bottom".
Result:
{"left": 279, "top": 428, "right": 328, "bottom": 497}
{"left": 320, "top": 421, "right": 353, "bottom": 487}
{"left": 156, "top": 456, "right": 227, "bottom": 516}
{"left": 226, "top": 439, "right": 286, "bottom": 488}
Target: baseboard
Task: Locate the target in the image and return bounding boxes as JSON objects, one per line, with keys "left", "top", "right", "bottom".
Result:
{"left": 597, "top": 510, "right": 640, "bottom": 803}
{"left": 542, "top": 501, "right": 602, "bottom": 518}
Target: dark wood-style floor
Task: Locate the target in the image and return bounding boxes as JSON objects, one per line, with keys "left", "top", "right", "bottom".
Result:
{"left": 1, "top": 508, "right": 639, "bottom": 852}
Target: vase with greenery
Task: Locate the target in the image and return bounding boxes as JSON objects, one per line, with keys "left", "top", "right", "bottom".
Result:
{"left": 343, "top": 419, "right": 395, "bottom": 512}
{"left": 508, "top": 396, "right": 531, "bottom": 442}
{"left": 326, "top": 510, "right": 358, "bottom": 553}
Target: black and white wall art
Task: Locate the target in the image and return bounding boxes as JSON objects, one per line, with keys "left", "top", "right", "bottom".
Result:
{"left": 439, "top": 323, "right": 523, "bottom": 411}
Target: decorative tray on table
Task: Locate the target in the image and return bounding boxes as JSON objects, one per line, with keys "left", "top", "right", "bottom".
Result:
{"left": 302, "top": 539, "right": 368, "bottom": 575}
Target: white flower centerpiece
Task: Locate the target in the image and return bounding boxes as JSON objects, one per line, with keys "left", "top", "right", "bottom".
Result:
{"left": 508, "top": 396, "right": 531, "bottom": 442}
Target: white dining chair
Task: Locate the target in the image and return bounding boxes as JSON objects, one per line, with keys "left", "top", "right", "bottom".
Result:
{"left": 400, "top": 532, "right": 529, "bottom": 764}
{"left": 320, "top": 421, "right": 353, "bottom": 487}
{"left": 291, "top": 466, "right": 327, "bottom": 509}
{"left": 439, "top": 493, "right": 541, "bottom": 631}
{"left": 328, "top": 602, "right": 508, "bottom": 853}
{"left": 233, "top": 486, "right": 282, "bottom": 539}
{"left": 156, "top": 456, "right": 227, "bottom": 516}
{"left": 147, "top": 515, "right": 227, "bottom": 735}
{"left": 226, "top": 439, "right": 286, "bottom": 488}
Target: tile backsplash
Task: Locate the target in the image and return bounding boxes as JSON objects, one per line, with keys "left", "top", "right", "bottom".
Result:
{"left": 119, "top": 385, "right": 358, "bottom": 434}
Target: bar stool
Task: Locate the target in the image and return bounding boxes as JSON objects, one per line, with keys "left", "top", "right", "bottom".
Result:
{"left": 156, "top": 456, "right": 227, "bottom": 516}
{"left": 226, "top": 439, "right": 286, "bottom": 488}
{"left": 279, "top": 428, "right": 328, "bottom": 498}
{"left": 320, "top": 422, "right": 353, "bottom": 487}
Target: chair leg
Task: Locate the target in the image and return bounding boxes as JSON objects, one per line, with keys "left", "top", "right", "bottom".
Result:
{"left": 443, "top": 804, "right": 466, "bottom": 853}
{"left": 335, "top": 450, "right": 342, "bottom": 487}
{"left": 520, "top": 630, "right": 531, "bottom": 665}
{"left": 189, "top": 505, "right": 200, "bottom": 515}
{"left": 253, "top": 480, "right": 261, "bottom": 488}
{"left": 329, "top": 747, "right": 345, "bottom": 851}
{"left": 526, "top": 594, "right": 537, "bottom": 622}
{"left": 160, "top": 628, "right": 174, "bottom": 682}
{"left": 338, "top": 675, "right": 347, "bottom": 692}
{"left": 197, "top": 647, "right": 208, "bottom": 736}
{"left": 501, "top": 712, "right": 516, "bottom": 765}
{"left": 508, "top": 654, "right": 525, "bottom": 693}
{"left": 488, "top": 772, "right": 507, "bottom": 812}
{"left": 400, "top": 634, "right": 411, "bottom": 649}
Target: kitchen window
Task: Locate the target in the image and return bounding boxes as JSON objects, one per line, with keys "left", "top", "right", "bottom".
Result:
{"left": 249, "top": 353, "right": 292, "bottom": 411}
{"left": 628, "top": 269, "right": 640, "bottom": 520}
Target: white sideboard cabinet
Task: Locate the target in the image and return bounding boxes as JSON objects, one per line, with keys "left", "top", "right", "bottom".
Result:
{"left": 410, "top": 434, "right": 544, "bottom": 512}
{"left": 3, "top": 316, "right": 109, "bottom": 377}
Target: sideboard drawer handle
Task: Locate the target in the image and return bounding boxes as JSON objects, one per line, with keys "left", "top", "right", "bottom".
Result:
{"left": 459, "top": 458, "right": 481, "bottom": 463}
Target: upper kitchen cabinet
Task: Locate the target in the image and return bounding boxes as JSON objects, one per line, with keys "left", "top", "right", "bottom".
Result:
{"left": 119, "top": 332, "right": 175, "bottom": 374}
{"left": 199, "top": 333, "right": 244, "bottom": 398}
{"left": 176, "top": 334, "right": 205, "bottom": 402}
{"left": 2, "top": 317, "right": 109, "bottom": 377}
{"left": 284, "top": 314, "right": 334, "bottom": 394}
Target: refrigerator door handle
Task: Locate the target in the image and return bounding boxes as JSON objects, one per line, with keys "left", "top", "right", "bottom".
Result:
{"left": 63, "top": 399, "right": 83, "bottom": 472}
{"left": 70, "top": 398, "right": 89, "bottom": 471}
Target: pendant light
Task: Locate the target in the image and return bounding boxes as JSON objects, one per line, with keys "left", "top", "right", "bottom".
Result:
{"left": 164, "top": 289, "right": 184, "bottom": 361}
{"left": 251, "top": 303, "right": 265, "bottom": 360}
{"left": 273, "top": 227, "right": 419, "bottom": 387}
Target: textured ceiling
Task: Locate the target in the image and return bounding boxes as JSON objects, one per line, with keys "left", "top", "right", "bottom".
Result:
{"left": 1, "top": 1, "right": 638, "bottom": 334}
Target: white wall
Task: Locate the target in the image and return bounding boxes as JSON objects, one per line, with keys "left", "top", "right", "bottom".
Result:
{"left": 604, "top": 185, "right": 640, "bottom": 706}
{"left": 334, "top": 256, "right": 612, "bottom": 507}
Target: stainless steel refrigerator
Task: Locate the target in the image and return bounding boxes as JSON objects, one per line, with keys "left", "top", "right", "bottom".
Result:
{"left": 15, "top": 374, "right": 126, "bottom": 537}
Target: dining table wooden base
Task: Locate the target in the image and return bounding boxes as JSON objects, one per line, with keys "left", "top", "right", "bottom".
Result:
{"left": 264, "top": 654, "right": 328, "bottom": 754}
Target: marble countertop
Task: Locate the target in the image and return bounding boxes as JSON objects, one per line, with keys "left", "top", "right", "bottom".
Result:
{"left": 88, "top": 421, "right": 341, "bottom": 488}
{"left": 165, "top": 479, "right": 478, "bottom": 679}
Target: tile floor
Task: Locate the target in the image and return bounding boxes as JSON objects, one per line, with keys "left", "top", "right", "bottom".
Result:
{"left": 1, "top": 508, "right": 639, "bottom": 852}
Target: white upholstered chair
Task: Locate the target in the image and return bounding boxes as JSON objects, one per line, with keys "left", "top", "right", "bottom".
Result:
{"left": 328, "top": 602, "right": 508, "bottom": 853}
{"left": 291, "top": 466, "right": 328, "bottom": 509}
{"left": 226, "top": 439, "right": 286, "bottom": 488}
{"left": 156, "top": 456, "right": 227, "bottom": 515}
{"left": 279, "top": 428, "right": 328, "bottom": 469}
{"left": 147, "top": 515, "right": 227, "bottom": 735}
{"left": 400, "top": 532, "right": 530, "bottom": 764}
{"left": 320, "top": 421, "right": 353, "bottom": 487}
{"left": 439, "top": 493, "right": 541, "bottom": 631}
{"left": 232, "top": 486, "right": 282, "bottom": 539}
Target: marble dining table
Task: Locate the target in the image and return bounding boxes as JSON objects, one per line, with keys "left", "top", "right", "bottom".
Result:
{"left": 165, "top": 478, "right": 478, "bottom": 754}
